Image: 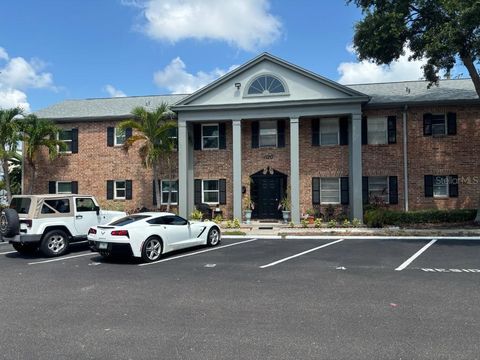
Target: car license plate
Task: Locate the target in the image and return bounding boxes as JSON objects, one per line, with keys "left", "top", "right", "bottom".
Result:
{"left": 98, "top": 242, "right": 108, "bottom": 250}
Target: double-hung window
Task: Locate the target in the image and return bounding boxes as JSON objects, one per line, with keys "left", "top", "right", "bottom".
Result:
{"left": 433, "top": 176, "right": 449, "bottom": 197}
{"left": 259, "top": 120, "right": 277, "bottom": 147}
{"left": 319, "top": 118, "right": 339, "bottom": 145}
{"left": 368, "top": 117, "right": 387, "bottom": 144}
{"left": 320, "top": 178, "right": 340, "bottom": 204}
{"left": 368, "top": 176, "right": 389, "bottom": 203}
{"left": 431, "top": 114, "right": 446, "bottom": 136}
{"left": 161, "top": 180, "right": 178, "bottom": 204}
{"left": 202, "top": 124, "right": 219, "bottom": 149}
{"left": 202, "top": 180, "right": 219, "bottom": 204}
{"left": 58, "top": 130, "right": 73, "bottom": 153}
{"left": 56, "top": 181, "right": 72, "bottom": 194}
{"left": 114, "top": 180, "right": 126, "bottom": 200}
{"left": 114, "top": 128, "right": 126, "bottom": 146}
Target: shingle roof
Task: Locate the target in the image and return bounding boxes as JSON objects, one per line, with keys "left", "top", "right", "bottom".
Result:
{"left": 347, "top": 79, "right": 479, "bottom": 106}
{"left": 34, "top": 94, "right": 188, "bottom": 120}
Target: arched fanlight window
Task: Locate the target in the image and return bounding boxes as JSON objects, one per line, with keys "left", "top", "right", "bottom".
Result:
{"left": 247, "top": 75, "right": 286, "bottom": 95}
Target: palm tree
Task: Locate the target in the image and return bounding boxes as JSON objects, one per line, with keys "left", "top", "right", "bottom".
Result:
{"left": 20, "top": 114, "right": 66, "bottom": 194}
{"left": 119, "top": 104, "right": 176, "bottom": 210}
{"left": 0, "top": 107, "right": 23, "bottom": 202}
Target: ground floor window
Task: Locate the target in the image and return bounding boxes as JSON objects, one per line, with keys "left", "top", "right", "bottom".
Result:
{"left": 433, "top": 176, "right": 449, "bottom": 197}
{"left": 161, "top": 180, "right": 178, "bottom": 204}
{"left": 368, "top": 176, "right": 389, "bottom": 203}
{"left": 114, "top": 180, "right": 126, "bottom": 200}
{"left": 202, "top": 180, "right": 219, "bottom": 204}
{"left": 57, "top": 181, "right": 73, "bottom": 194}
{"left": 320, "top": 178, "right": 340, "bottom": 204}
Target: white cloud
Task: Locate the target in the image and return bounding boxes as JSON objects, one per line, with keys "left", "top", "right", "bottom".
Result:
{"left": 337, "top": 45, "right": 427, "bottom": 84}
{"left": 125, "top": 0, "right": 282, "bottom": 51}
{"left": 104, "top": 84, "right": 127, "bottom": 97}
{"left": 0, "top": 46, "right": 56, "bottom": 112}
{"left": 153, "top": 57, "right": 238, "bottom": 93}
{"left": 0, "top": 88, "right": 30, "bottom": 112}
{"left": 0, "top": 47, "right": 8, "bottom": 61}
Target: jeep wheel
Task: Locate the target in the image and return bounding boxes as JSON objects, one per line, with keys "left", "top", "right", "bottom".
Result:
{"left": 0, "top": 209, "right": 20, "bottom": 238}
{"left": 12, "top": 243, "right": 38, "bottom": 254}
{"left": 40, "top": 230, "right": 69, "bottom": 257}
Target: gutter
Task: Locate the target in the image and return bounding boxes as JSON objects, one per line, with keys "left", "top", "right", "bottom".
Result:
{"left": 403, "top": 105, "right": 409, "bottom": 211}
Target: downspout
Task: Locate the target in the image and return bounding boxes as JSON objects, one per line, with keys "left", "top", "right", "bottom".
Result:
{"left": 402, "top": 105, "right": 409, "bottom": 212}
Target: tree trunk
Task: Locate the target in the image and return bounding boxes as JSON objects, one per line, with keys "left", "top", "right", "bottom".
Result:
{"left": 28, "top": 159, "right": 36, "bottom": 195}
{"left": 166, "top": 155, "right": 172, "bottom": 213}
{"left": 153, "top": 162, "right": 161, "bottom": 210}
{"left": 461, "top": 56, "right": 480, "bottom": 98}
{"left": 1, "top": 156, "right": 12, "bottom": 202}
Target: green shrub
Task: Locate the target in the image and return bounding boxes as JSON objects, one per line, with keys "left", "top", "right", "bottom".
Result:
{"left": 301, "top": 219, "right": 308, "bottom": 228}
{"left": 233, "top": 218, "right": 241, "bottom": 229}
{"left": 225, "top": 220, "right": 233, "bottom": 229}
{"left": 213, "top": 215, "right": 223, "bottom": 224}
{"left": 314, "top": 218, "right": 322, "bottom": 228}
{"left": 288, "top": 221, "right": 295, "bottom": 228}
{"left": 327, "top": 219, "right": 337, "bottom": 228}
{"left": 364, "top": 208, "right": 476, "bottom": 228}
{"left": 190, "top": 209, "right": 203, "bottom": 220}
{"left": 342, "top": 219, "right": 351, "bottom": 227}
{"left": 352, "top": 218, "right": 362, "bottom": 227}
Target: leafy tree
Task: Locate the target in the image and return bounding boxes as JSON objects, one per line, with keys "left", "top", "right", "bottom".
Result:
{"left": 348, "top": 0, "right": 480, "bottom": 97}
{"left": 0, "top": 107, "right": 23, "bottom": 202}
{"left": 20, "top": 114, "right": 66, "bottom": 194}
{"left": 119, "top": 104, "right": 176, "bottom": 210}
{"left": 8, "top": 153, "right": 22, "bottom": 195}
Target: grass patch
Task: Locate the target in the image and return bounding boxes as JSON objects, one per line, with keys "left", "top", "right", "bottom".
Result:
{"left": 223, "top": 230, "right": 247, "bottom": 236}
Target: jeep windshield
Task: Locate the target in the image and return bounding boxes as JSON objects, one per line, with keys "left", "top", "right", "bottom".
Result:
{"left": 10, "top": 198, "right": 31, "bottom": 215}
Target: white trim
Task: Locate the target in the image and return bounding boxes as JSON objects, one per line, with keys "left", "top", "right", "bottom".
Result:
{"left": 320, "top": 177, "right": 341, "bottom": 204}
{"left": 161, "top": 179, "right": 178, "bottom": 205}
{"left": 114, "top": 127, "right": 126, "bottom": 146}
{"left": 202, "top": 179, "right": 220, "bottom": 205}
{"left": 201, "top": 123, "right": 219, "bottom": 150}
{"left": 114, "top": 180, "right": 126, "bottom": 200}
{"left": 56, "top": 181, "right": 72, "bottom": 194}
{"left": 57, "top": 129, "right": 73, "bottom": 154}
{"left": 243, "top": 72, "right": 290, "bottom": 98}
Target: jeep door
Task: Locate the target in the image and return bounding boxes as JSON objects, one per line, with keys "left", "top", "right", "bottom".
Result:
{"left": 74, "top": 197, "right": 100, "bottom": 235}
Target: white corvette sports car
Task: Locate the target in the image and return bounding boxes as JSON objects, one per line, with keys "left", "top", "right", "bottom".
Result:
{"left": 87, "top": 212, "right": 221, "bottom": 262}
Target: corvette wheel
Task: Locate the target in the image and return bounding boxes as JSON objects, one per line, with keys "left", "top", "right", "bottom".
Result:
{"left": 141, "top": 237, "right": 162, "bottom": 262}
{"left": 207, "top": 227, "right": 221, "bottom": 247}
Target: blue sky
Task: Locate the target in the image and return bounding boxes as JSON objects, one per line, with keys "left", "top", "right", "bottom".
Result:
{"left": 0, "top": 0, "right": 454, "bottom": 112}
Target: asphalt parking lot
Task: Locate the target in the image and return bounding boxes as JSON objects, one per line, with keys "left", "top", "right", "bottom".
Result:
{"left": 0, "top": 237, "right": 479, "bottom": 360}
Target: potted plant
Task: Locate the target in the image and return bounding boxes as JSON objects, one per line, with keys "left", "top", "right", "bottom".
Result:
{"left": 306, "top": 208, "right": 316, "bottom": 224}
{"left": 243, "top": 194, "right": 254, "bottom": 224}
{"left": 279, "top": 189, "right": 291, "bottom": 224}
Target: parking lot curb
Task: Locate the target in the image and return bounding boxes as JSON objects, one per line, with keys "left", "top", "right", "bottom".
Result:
{"left": 222, "top": 235, "right": 480, "bottom": 240}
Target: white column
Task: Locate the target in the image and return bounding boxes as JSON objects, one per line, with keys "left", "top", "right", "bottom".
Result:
{"left": 290, "top": 117, "right": 300, "bottom": 224}
{"left": 232, "top": 119, "right": 242, "bottom": 220}
{"left": 178, "top": 119, "right": 188, "bottom": 218}
{"left": 349, "top": 113, "right": 363, "bottom": 221}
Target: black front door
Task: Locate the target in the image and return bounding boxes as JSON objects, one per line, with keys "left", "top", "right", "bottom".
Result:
{"left": 251, "top": 169, "right": 287, "bottom": 220}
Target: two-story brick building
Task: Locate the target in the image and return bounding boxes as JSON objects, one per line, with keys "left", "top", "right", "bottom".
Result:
{"left": 31, "top": 53, "right": 480, "bottom": 223}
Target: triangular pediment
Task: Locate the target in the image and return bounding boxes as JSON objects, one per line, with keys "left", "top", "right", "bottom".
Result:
{"left": 173, "top": 53, "right": 367, "bottom": 108}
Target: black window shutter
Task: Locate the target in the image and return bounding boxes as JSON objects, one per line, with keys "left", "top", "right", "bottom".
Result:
{"left": 251, "top": 121, "right": 259, "bottom": 148}
{"left": 126, "top": 180, "right": 133, "bottom": 200}
{"left": 71, "top": 128, "right": 78, "bottom": 153}
{"left": 277, "top": 120, "right": 285, "bottom": 148}
{"left": 152, "top": 180, "right": 158, "bottom": 205}
{"left": 193, "top": 124, "right": 202, "bottom": 150}
{"left": 312, "top": 177, "right": 320, "bottom": 204}
{"left": 447, "top": 112, "right": 457, "bottom": 135}
{"left": 71, "top": 181, "right": 78, "bottom": 194}
{"left": 194, "top": 179, "right": 202, "bottom": 205}
{"left": 107, "top": 127, "right": 114, "bottom": 147}
{"left": 107, "top": 180, "right": 114, "bottom": 200}
{"left": 312, "top": 118, "right": 320, "bottom": 146}
{"left": 423, "top": 113, "right": 432, "bottom": 136}
{"left": 388, "top": 176, "right": 398, "bottom": 204}
{"left": 219, "top": 123, "right": 226, "bottom": 149}
{"left": 424, "top": 175, "right": 434, "bottom": 197}
{"left": 449, "top": 175, "right": 458, "bottom": 197}
{"left": 48, "top": 181, "right": 56, "bottom": 194}
{"left": 339, "top": 117, "right": 349, "bottom": 145}
{"left": 125, "top": 127, "right": 132, "bottom": 139}
{"left": 340, "top": 177, "right": 349, "bottom": 205}
{"left": 361, "top": 116, "right": 368, "bottom": 145}
{"left": 387, "top": 116, "right": 397, "bottom": 144}
{"left": 362, "top": 176, "right": 369, "bottom": 204}
{"left": 219, "top": 179, "right": 226, "bottom": 205}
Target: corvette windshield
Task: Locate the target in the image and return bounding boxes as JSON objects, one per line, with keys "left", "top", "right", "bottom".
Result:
{"left": 109, "top": 215, "right": 150, "bottom": 226}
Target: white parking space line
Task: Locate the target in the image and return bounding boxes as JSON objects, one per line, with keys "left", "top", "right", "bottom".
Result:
{"left": 0, "top": 250, "right": 17, "bottom": 255}
{"left": 28, "top": 252, "right": 93, "bottom": 265}
{"left": 139, "top": 238, "right": 259, "bottom": 267}
{"left": 260, "top": 239, "right": 345, "bottom": 269}
{"left": 395, "top": 239, "right": 437, "bottom": 271}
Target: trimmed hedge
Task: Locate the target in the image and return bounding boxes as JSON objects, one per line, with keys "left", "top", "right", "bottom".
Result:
{"left": 364, "top": 208, "right": 477, "bottom": 228}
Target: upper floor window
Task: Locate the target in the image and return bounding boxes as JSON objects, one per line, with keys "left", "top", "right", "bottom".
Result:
{"left": 58, "top": 130, "right": 73, "bottom": 153}
{"left": 115, "top": 127, "right": 126, "bottom": 146}
{"left": 368, "top": 117, "right": 387, "bottom": 144}
{"left": 247, "top": 75, "right": 286, "bottom": 95}
{"left": 259, "top": 121, "right": 277, "bottom": 147}
{"left": 423, "top": 112, "right": 456, "bottom": 137}
{"left": 320, "top": 118, "right": 339, "bottom": 146}
{"left": 202, "top": 124, "right": 219, "bottom": 150}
